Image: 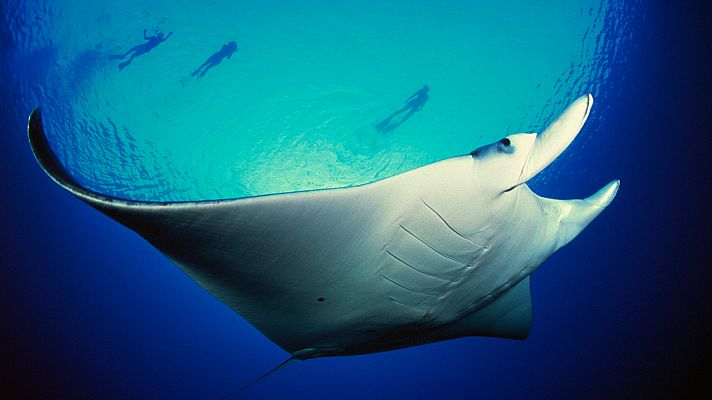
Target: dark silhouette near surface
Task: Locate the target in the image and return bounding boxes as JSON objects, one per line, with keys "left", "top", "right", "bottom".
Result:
{"left": 375, "top": 85, "right": 430, "bottom": 133}
{"left": 191, "top": 41, "right": 239, "bottom": 78}
{"left": 110, "top": 30, "right": 173, "bottom": 70}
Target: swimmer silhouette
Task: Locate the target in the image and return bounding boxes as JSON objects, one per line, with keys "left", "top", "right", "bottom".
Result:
{"left": 375, "top": 85, "right": 430, "bottom": 134}
{"left": 191, "top": 41, "right": 239, "bottom": 78}
{"left": 110, "top": 30, "right": 173, "bottom": 70}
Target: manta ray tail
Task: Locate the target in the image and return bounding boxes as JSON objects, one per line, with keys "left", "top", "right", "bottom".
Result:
{"left": 217, "top": 357, "right": 297, "bottom": 400}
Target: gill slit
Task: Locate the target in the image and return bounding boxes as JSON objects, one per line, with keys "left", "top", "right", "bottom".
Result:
{"left": 419, "top": 197, "right": 483, "bottom": 246}
{"left": 398, "top": 224, "right": 473, "bottom": 269}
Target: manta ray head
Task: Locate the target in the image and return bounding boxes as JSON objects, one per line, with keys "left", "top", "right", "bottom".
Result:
{"left": 470, "top": 94, "right": 595, "bottom": 193}
{"left": 418, "top": 94, "right": 618, "bottom": 263}
{"left": 469, "top": 132, "right": 538, "bottom": 193}
{"left": 472, "top": 94, "right": 618, "bottom": 254}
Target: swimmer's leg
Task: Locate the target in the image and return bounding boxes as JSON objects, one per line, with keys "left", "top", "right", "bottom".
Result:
{"left": 392, "top": 108, "right": 417, "bottom": 125}
{"left": 199, "top": 62, "right": 217, "bottom": 77}
{"left": 191, "top": 61, "right": 209, "bottom": 76}
{"left": 111, "top": 45, "right": 142, "bottom": 59}
{"left": 108, "top": 50, "right": 130, "bottom": 60}
{"left": 118, "top": 53, "right": 136, "bottom": 70}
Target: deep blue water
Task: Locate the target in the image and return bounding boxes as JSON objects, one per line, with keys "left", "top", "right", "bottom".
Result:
{"left": 1, "top": 1, "right": 711, "bottom": 399}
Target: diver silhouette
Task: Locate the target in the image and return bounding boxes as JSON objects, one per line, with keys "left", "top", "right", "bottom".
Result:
{"left": 110, "top": 29, "right": 173, "bottom": 70}
{"left": 191, "top": 41, "right": 239, "bottom": 78}
{"left": 375, "top": 85, "right": 430, "bottom": 134}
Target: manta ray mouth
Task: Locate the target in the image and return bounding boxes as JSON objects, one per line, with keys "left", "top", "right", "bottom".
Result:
{"left": 507, "top": 94, "right": 618, "bottom": 208}
{"left": 521, "top": 94, "right": 619, "bottom": 221}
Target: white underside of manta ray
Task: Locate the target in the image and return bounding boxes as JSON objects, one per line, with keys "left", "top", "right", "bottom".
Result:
{"left": 29, "top": 94, "right": 619, "bottom": 360}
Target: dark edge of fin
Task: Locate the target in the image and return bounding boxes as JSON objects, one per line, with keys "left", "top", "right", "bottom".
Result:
{"left": 27, "top": 108, "right": 163, "bottom": 207}
{"left": 28, "top": 109, "right": 95, "bottom": 200}
{"left": 217, "top": 356, "right": 297, "bottom": 400}
{"left": 27, "top": 109, "right": 342, "bottom": 209}
{"left": 27, "top": 108, "right": 241, "bottom": 208}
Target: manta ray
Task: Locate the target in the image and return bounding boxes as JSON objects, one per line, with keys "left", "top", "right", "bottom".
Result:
{"left": 28, "top": 94, "right": 618, "bottom": 363}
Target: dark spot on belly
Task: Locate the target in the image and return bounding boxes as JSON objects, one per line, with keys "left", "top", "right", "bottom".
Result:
{"left": 317, "top": 297, "right": 325, "bottom": 302}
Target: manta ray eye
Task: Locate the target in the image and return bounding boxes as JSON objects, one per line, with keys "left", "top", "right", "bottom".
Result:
{"left": 469, "top": 137, "right": 514, "bottom": 158}
{"left": 497, "top": 137, "right": 514, "bottom": 153}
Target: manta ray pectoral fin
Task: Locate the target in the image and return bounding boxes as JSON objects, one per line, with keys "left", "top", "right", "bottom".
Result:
{"left": 28, "top": 108, "right": 223, "bottom": 283}
{"left": 443, "top": 277, "right": 533, "bottom": 340}
{"left": 28, "top": 108, "right": 393, "bottom": 355}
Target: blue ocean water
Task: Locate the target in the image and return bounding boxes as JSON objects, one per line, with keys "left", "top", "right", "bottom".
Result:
{"left": 1, "top": 1, "right": 710, "bottom": 399}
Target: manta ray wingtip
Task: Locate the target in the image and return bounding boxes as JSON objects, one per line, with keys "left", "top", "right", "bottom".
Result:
{"left": 27, "top": 108, "right": 82, "bottom": 193}
{"left": 26, "top": 108, "right": 116, "bottom": 207}
{"left": 27, "top": 107, "right": 66, "bottom": 186}
{"left": 27, "top": 108, "right": 43, "bottom": 148}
